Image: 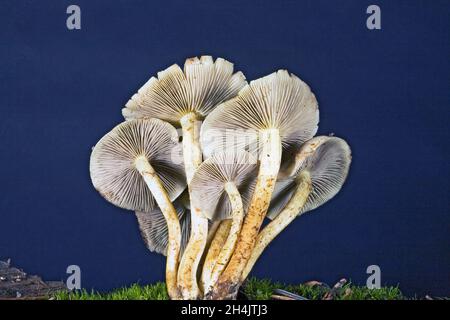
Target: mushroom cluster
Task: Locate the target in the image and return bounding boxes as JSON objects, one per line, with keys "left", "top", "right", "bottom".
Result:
{"left": 89, "top": 56, "right": 351, "bottom": 300}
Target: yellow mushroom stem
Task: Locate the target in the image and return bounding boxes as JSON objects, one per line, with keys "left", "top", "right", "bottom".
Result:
{"left": 242, "top": 171, "right": 312, "bottom": 280}
{"left": 177, "top": 112, "right": 209, "bottom": 299}
{"left": 210, "top": 129, "right": 282, "bottom": 299}
{"left": 200, "top": 220, "right": 223, "bottom": 286}
{"left": 201, "top": 220, "right": 232, "bottom": 292}
{"left": 205, "top": 182, "right": 245, "bottom": 297}
{"left": 205, "top": 221, "right": 222, "bottom": 248}
{"left": 198, "top": 221, "right": 223, "bottom": 292}
{"left": 135, "top": 156, "right": 182, "bottom": 300}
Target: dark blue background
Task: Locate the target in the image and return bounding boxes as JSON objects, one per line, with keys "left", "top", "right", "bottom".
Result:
{"left": 0, "top": 0, "right": 448, "bottom": 296}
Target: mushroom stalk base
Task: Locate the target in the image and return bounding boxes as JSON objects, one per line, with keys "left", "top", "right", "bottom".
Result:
{"left": 242, "top": 171, "right": 312, "bottom": 280}
{"left": 178, "top": 112, "right": 208, "bottom": 299}
{"left": 135, "top": 156, "right": 182, "bottom": 300}
{"left": 177, "top": 210, "right": 208, "bottom": 299}
{"left": 205, "top": 182, "right": 245, "bottom": 298}
{"left": 210, "top": 129, "right": 282, "bottom": 300}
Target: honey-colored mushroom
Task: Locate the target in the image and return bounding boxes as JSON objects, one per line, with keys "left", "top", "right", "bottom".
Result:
{"left": 123, "top": 56, "right": 246, "bottom": 299}
{"left": 201, "top": 70, "right": 319, "bottom": 299}
{"left": 188, "top": 151, "right": 257, "bottom": 296}
{"left": 242, "top": 136, "right": 352, "bottom": 280}
{"left": 90, "top": 118, "right": 185, "bottom": 299}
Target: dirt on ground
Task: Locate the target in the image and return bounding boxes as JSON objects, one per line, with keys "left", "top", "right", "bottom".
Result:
{"left": 0, "top": 260, "right": 66, "bottom": 300}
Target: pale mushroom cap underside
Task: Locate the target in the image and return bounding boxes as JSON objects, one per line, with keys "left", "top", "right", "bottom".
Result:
{"left": 122, "top": 56, "right": 247, "bottom": 124}
{"left": 135, "top": 201, "right": 191, "bottom": 256}
{"left": 90, "top": 118, "right": 186, "bottom": 213}
{"left": 190, "top": 151, "right": 258, "bottom": 221}
{"left": 268, "top": 136, "right": 351, "bottom": 220}
{"left": 200, "top": 70, "right": 319, "bottom": 158}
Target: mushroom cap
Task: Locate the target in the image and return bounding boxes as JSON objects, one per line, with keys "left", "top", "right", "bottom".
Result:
{"left": 200, "top": 70, "right": 319, "bottom": 158}
{"left": 122, "top": 56, "right": 247, "bottom": 125}
{"left": 135, "top": 201, "right": 191, "bottom": 256}
{"left": 90, "top": 118, "right": 186, "bottom": 213}
{"left": 267, "top": 136, "right": 351, "bottom": 220}
{"left": 189, "top": 151, "right": 258, "bottom": 221}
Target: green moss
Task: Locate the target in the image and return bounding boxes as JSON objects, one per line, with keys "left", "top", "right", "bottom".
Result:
{"left": 54, "top": 278, "right": 404, "bottom": 300}
{"left": 243, "top": 277, "right": 404, "bottom": 300}
{"left": 54, "top": 282, "right": 169, "bottom": 300}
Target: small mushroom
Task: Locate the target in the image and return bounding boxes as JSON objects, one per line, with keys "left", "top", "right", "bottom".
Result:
{"left": 122, "top": 56, "right": 247, "bottom": 299}
{"left": 242, "top": 136, "right": 351, "bottom": 279}
{"left": 90, "top": 118, "right": 186, "bottom": 299}
{"left": 123, "top": 56, "right": 246, "bottom": 182}
{"left": 202, "top": 70, "right": 319, "bottom": 299}
{"left": 188, "top": 151, "right": 258, "bottom": 296}
{"left": 136, "top": 190, "right": 218, "bottom": 269}
{"left": 135, "top": 201, "right": 191, "bottom": 257}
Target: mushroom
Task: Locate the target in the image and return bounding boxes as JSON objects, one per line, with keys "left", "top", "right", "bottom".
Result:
{"left": 135, "top": 190, "right": 217, "bottom": 259}
{"left": 122, "top": 56, "right": 246, "bottom": 299}
{"left": 201, "top": 70, "right": 319, "bottom": 299}
{"left": 122, "top": 56, "right": 246, "bottom": 181}
{"left": 135, "top": 199, "right": 191, "bottom": 257}
{"left": 188, "top": 151, "right": 258, "bottom": 296}
{"left": 89, "top": 118, "right": 186, "bottom": 299}
{"left": 241, "top": 136, "right": 352, "bottom": 280}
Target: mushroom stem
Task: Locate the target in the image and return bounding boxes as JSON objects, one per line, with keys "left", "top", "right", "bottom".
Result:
{"left": 135, "top": 156, "right": 182, "bottom": 300}
{"left": 178, "top": 112, "right": 209, "bottom": 299}
{"left": 177, "top": 208, "right": 208, "bottom": 299}
{"left": 180, "top": 112, "right": 203, "bottom": 182}
{"left": 206, "top": 221, "right": 222, "bottom": 246}
{"left": 201, "top": 220, "right": 232, "bottom": 293}
{"left": 205, "top": 182, "right": 245, "bottom": 296}
{"left": 210, "top": 129, "right": 282, "bottom": 299}
{"left": 198, "top": 221, "right": 221, "bottom": 293}
{"left": 242, "top": 171, "right": 312, "bottom": 280}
